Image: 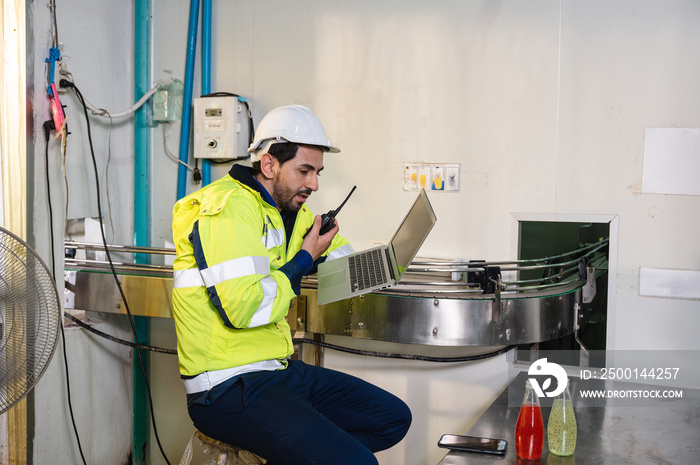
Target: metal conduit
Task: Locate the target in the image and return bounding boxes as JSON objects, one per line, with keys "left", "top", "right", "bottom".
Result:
{"left": 65, "top": 241, "right": 175, "bottom": 256}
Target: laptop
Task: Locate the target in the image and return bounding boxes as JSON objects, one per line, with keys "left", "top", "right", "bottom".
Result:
{"left": 317, "top": 189, "right": 437, "bottom": 305}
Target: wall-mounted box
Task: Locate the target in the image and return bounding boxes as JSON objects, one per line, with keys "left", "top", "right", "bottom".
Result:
{"left": 193, "top": 96, "right": 249, "bottom": 159}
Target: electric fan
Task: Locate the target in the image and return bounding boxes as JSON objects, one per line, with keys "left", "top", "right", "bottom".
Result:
{"left": 0, "top": 226, "right": 61, "bottom": 414}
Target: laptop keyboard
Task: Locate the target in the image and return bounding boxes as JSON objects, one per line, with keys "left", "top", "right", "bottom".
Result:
{"left": 349, "top": 249, "right": 388, "bottom": 291}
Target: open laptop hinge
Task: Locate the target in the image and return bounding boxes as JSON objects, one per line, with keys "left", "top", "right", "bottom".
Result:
{"left": 386, "top": 248, "right": 396, "bottom": 281}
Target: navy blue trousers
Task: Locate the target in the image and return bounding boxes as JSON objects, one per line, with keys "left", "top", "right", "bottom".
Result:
{"left": 188, "top": 360, "right": 411, "bottom": 465}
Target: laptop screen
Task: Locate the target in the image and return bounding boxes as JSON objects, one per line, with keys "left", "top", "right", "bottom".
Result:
{"left": 389, "top": 190, "right": 437, "bottom": 279}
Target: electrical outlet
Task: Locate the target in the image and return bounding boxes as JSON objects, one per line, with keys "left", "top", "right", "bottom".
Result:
{"left": 56, "top": 61, "right": 72, "bottom": 93}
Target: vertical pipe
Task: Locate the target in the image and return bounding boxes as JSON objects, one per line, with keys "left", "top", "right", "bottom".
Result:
{"left": 177, "top": 0, "right": 201, "bottom": 200}
{"left": 201, "top": 0, "right": 212, "bottom": 185}
{"left": 133, "top": 0, "right": 151, "bottom": 463}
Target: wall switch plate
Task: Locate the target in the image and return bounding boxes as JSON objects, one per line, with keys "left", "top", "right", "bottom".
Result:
{"left": 404, "top": 164, "right": 420, "bottom": 191}
{"left": 444, "top": 164, "right": 460, "bottom": 191}
{"left": 403, "top": 163, "right": 460, "bottom": 192}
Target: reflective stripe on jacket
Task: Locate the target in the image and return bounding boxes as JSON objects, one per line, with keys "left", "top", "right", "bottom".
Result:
{"left": 171, "top": 170, "right": 353, "bottom": 377}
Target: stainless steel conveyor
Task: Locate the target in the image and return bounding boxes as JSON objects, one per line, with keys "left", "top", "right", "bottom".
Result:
{"left": 64, "top": 240, "right": 608, "bottom": 349}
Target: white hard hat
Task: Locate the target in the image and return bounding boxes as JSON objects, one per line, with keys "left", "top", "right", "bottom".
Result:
{"left": 248, "top": 105, "right": 340, "bottom": 161}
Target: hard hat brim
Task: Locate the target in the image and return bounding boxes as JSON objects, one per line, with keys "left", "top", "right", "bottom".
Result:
{"left": 248, "top": 138, "right": 341, "bottom": 159}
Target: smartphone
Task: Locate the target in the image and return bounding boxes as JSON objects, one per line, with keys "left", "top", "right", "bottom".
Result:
{"left": 437, "top": 434, "right": 508, "bottom": 455}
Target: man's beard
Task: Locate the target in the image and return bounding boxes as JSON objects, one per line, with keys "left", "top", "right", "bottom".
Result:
{"left": 272, "top": 183, "right": 312, "bottom": 212}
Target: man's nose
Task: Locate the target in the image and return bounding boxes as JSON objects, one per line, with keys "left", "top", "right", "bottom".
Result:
{"left": 307, "top": 173, "right": 319, "bottom": 191}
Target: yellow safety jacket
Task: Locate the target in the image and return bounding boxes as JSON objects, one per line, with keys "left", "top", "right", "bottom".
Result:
{"left": 171, "top": 165, "right": 353, "bottom": 383}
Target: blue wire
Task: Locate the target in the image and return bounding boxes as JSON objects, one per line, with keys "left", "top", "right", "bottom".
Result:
{"left": 45, "top": 46, "right": 61, "bottom": 96}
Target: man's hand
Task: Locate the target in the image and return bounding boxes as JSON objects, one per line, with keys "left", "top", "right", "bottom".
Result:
{"left": 301, "top": 215, "right": 339, "bottom": 260}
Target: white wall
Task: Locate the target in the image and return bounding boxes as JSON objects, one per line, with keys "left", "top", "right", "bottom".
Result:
{"left": 27, "top": 0, "right": 136, "bottom": 464}
{"left": 26, "top": 1, "right": 700, "bottom": 464}
{"left": 556, "top": 1, "right": 700, "bottom": 352}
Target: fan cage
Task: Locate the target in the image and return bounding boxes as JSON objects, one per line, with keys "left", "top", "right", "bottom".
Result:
{"left": 0, "top": 227, "right": 61, "bottom": 414}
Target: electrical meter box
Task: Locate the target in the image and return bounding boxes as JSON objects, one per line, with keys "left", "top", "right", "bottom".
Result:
{"left": 193, "top": 96, "right": 249, "bottom": 159}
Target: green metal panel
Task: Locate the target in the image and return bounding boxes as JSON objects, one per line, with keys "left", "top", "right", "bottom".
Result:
{"left": 517, "top": 221, "right": 610, "bottom": 367}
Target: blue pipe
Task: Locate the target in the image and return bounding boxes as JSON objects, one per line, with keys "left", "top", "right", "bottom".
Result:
{"left": 177, "top": 0, "right": 201, "bottom": 200}
{"left": 134, "top": 0, "right": 151, "bottom": 463}
{"left": 134, "top": 3, "right": 151, "bottom": 246}
{"left": 201, "top": 0, "right": 212, "bottom": 185}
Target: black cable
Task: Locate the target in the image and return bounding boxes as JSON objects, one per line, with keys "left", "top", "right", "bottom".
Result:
{"left": 293, "top": 338, "right": 516, "bottom": 363}
{"left": 43, "top": 4, "right": 87, "bottom": 461}
{"left": 64, "top": 80, "right": 172, "bottom": 465}
{"left": 56, "top": 313, "right": 515, "bottom": 363}
{"left": 208, "top": 157, "right": 247, "bottom": 164}
{"left": 43, "top": 122, "right": 57, "bottom": 276}
{"left": 193, "top": 159, "right": 201, "bottom": 184}
{"left": 64, "top": 312, "right": 177, "bottom": 355}
{"left": 44, "top": 121, "right": 88, "bottom": 465}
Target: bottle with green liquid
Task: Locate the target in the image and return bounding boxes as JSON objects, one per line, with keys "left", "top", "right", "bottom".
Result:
{"left": 547, "top": 383, "right": 577, "bottom": 456}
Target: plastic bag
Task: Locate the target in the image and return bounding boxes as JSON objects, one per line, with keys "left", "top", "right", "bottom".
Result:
{"left": 179, "top": 431, "right": 267, "bottom": 465}
{"left": 178, "top": 433, "right": 195, "bottom": 465}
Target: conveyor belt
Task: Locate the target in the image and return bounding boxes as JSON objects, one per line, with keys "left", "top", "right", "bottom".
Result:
{"left": 64, "top": 240, "right": 607, "bottom": 347}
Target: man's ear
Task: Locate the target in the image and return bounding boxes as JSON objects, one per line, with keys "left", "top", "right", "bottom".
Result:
{"left": 258, "top": 152, "right": 277, "bottom": 180}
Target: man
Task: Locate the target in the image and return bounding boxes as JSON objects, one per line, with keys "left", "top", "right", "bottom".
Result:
{"left": 172, "top": 105, "right": 411, "bottom": 465}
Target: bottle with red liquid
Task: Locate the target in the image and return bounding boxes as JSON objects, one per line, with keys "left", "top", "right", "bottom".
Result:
{"left": 515, "top": 380, "right": 544, "bottom": 460}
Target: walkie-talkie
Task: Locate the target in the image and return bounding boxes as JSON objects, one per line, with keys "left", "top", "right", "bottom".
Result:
{"left": 304, "top": 186, "right": 357, "bottom": 238}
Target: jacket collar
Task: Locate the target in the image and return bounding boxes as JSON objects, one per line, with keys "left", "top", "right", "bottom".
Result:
{"left": 228, "top": 165, "right": 299, "bottom": 244}
{"left": 228, "top": 164, "right": 277, "bottom": 209}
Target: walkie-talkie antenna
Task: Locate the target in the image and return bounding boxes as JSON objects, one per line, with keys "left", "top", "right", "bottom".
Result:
{"left": 305, "top": 185, "right": 358, "bottom": 238}
{"left": 330, "top": 185, "right": 357, "bottom": 218}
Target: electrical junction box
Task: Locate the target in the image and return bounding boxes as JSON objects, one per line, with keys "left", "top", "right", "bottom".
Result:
{"left": 152, "top": 79, "right": 184, "bottom": 123}
{"left": 193, "top": 96, "right": 249, "bottom": 159}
